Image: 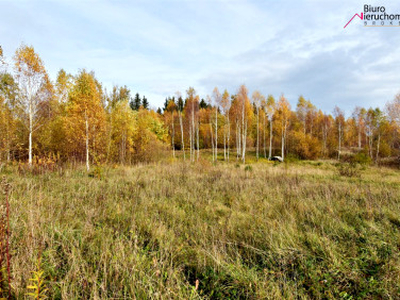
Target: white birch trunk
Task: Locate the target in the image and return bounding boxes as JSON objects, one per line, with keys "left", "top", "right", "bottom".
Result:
{"left": 269, "top": 117, "right": 273, "bottom": 160}
{"left": 172, "top": 112, "right": 175, "bottom": 158}
{"left": 210, "top": 115, "right": 214, "bottom": 162}
{"left": 215, "top": 107, "right": 218, "bottom": 161}
{"left": 227, "top": 114, "right": 230, "bottom": 162}
{"left": 29, "top": 99, "right": 33, "bottom": 166}
{"left": 85, "top": 112, "right": 90, "bottom": 171}
{"left": 196, "top": 120, "right": 199, "bottom": 161}
{"left": 338, "top": 123, "right": 341, "bottom": 159}
{"left": 179, "top": 111, "right": 185, "bottom": 160}
{"left": 256, "top": 107, "right": 259, "bottom": 160}
{"left": 263, "top": 113, "right": 266, "bottom": 158}
{"left": 376, "top": 133, "right": 381, "bottom": 161}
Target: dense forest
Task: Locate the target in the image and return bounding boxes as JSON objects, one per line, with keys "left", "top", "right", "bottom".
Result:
{"left": 1, "top": 45, "right": 400, "bottom": 168}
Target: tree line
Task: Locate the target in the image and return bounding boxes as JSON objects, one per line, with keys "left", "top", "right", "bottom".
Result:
{"left": 1, "top": 45, "right": 399, "bottom": 169}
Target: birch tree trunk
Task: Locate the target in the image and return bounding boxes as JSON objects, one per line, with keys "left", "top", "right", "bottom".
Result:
{"left": 29, "top": 99, "right": 33, "bottom": 166}
{"left": 236, "top": 122, "right": 240, "bottom": 160}
{"left": 223, "top": 130, "right": 226, "bottom": 161}
{"left": 215, "top": 107, "right": 218, "bottom": 161}
{"left": 269, "top": 118, "right": 273, "bottom": 160}
{"left": 179, "top": 111, "right": 185, "bottom": 160}
{"left": 172, "top": 112, "right": 175, "bottom": 158}
{"left": 263, "top": 113, "right": 266, "bottom": 158}
{"left": 376, "top": 133, "right": 381, "bottom": 161}
{"left": 338, "top": 123, "right": 341, "bottom": 159}
{"left": 242, "top": 121, "right": 247, "bottom": 163}
{"left": 323, "top": 124, "right": 327, "bottom": 154}
{"left": 196, "top": 120, "right": 200, "bottom": 161}
{"left": 189, "top": 126, "right": 192, "bottom": 162}
{"left": 210, "top": 113, "right": 214, "bottom": 162}
{"left": 6, "top": 120, "right": 10, "bottom": 162}
{"left": 241, "top": 99, "right": 246, "bottom": 163}
{"left": 227, "top": 114, "right": 230, "bottom": 162}
{"left": 281, "top": 129, "right": 285, "bottom": 161}
{"left": 85, "top": 111, "right": 90, "bottom": 171}
{"left": 256, "top": 107, "right": 259, "bottom": 160}
{"left": 191, "top": 103, "right": 195, "bottom": 162}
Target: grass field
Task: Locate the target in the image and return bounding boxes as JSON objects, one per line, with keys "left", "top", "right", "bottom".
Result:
{"left": 1, "top": 157, "right": 400, "bottom": 299}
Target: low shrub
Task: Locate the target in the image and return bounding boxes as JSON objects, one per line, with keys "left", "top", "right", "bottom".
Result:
{"left": 336, "top": 162, "right": 362, "bottom": 178}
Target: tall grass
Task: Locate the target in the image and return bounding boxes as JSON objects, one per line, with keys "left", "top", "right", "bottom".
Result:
{"left": 1, "top": 160, "right": 400, "bottom": 298}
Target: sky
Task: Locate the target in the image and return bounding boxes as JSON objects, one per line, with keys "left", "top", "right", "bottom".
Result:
{"left": 1, "top": 0, "right": 400, "bottom": 114}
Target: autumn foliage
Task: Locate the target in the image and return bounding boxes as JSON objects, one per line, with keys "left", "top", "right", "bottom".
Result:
{"left": 0, "top": 44, "right": 399, "bottom": 167}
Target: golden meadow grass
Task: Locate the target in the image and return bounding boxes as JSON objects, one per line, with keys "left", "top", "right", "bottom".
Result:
{"left": 1, "top": 160, "right": 400, "bottom": 299}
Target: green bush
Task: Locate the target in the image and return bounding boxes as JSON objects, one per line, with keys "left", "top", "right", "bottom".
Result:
{"left": 352, "top": 152, "right": 372, "bottom": 165}
{"left": 244, "top": 165, "right": 253, "bottom": 172}
{"left": 88, "top": 165, "right": 104, "bottom": 179}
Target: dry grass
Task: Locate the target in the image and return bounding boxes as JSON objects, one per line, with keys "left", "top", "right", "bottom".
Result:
{"left": 1, "top": 159, "right": 400, "bottom": 299}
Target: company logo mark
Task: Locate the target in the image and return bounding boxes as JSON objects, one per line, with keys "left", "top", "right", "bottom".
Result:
{"left": 344, "top": 12, "right": 364, "bottom": 28}
{"left": 344, "top": 5, "right": 400, "bottom": 28}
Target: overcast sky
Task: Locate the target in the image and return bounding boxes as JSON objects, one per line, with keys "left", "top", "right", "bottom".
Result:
{"left": 1, "top": 0, "right": 399, "bottom": 114}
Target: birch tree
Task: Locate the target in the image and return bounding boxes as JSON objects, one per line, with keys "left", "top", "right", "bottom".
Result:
{"left": 320, "top": 112, "right": 332, "bottom": 155}
{"left": 165, "top": 99, "right": 177, "bottom": 158}
{"left": 252, "top": 91, "right": 264, "bottom": 161}
{"left": 386, "top": 95, "right": 400, "bottom": 153}
{"left": 14, "top": 45, "right": 49, "bottom": 166}
{"left": 176, "top": 92, "right": 185, "bottom": 160}
{"left": 237, "top": 85, "right": 252, "bottom": 163}
{"left": 55, "top": 69, "right": 73, "bottom": 103}
{"left": 297, "top": 96, "right": 307, "bottom": 134}
{"left": 365, "top": 108, "right": 375, "bottom": 158}
{"left": 333, "top": 106, "right": 345, "bottom": 159}
{"left": 185, "top": 87, "right": 199, "bottom": 162}
{"left": 220, "top": 90, "right": 231, "bottom": 161}
{"left": 265, "top": 95, "right": 276, "bottom": 160}
{"left": 352, "top": 106, "right": 366, "bottom": 149}
{"left": 207, "top": 95, "right": 215, "bottom": 161}
{"left": 212, "top": 87, "right": 221, "bottom": 161}
{"left": 65, "top": 70, "right": 107, "bottom": 171}
{"left": 277, "top": 95, "right": 291, "bottom": 161}
{"left": 373, "top": 108, "right": 386, "bottom": 161}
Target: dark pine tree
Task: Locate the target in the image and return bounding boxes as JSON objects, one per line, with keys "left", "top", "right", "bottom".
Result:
{"left": 177, "top": 96, "right": 184, "bottom": 112}
{"left": 163, "top": 97, "right": 169, "bottom": 112}
{"left": 199, "top": 98, "right": 208, "bottom": 109}
{"left": 163, "top": 96, "right": 176, "bottom": 112}
{"left": 142, "top": 96, "right": 149, "bottom": 110}
{"left": 157, "top": 107, "right": 162, "bottom": 115}
{"left": 130, "top": 93, "right": 141, "bottom": 110}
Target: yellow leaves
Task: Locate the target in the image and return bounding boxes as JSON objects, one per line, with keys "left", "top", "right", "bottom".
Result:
{"left": 14, "top": 45, "right": 46, "bottom": 76}
{"left": 277, "top": 95, "right": 291, "bottom": 126}
{"left": 136, "top": 108, "right": 168, "bottom": 143}
{"left": 26, "top": 269, "right": 48, "bottom": 299}
{"left": 64, "top": 70, "right": 107, "bottom": 158}
{"left": 165, "top": 99, "right": 177, "bottom": 113}
{"left": 278, "top": 95, "right": 291, "bottom": 116}
{"left": 221, "top": 89, "right": 230, "bottom": 112}
{"left": 26, "top": 257, "right": 47, "bottom": 299}
{"left": 109, "top": 99, "right": 137, "bottom": 161}
{"left": 291, "top": 131, "right": 322, "bottom": 159}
